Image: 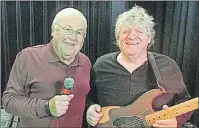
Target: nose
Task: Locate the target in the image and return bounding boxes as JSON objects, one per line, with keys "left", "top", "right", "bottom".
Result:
{"left": 126, "top": 29, "right": 137, "bottom": 40}
{"left": 68, "top": 32, "right": 78, "bottom": 41}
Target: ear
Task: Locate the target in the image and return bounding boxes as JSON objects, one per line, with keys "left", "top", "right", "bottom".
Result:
{"left": 51, "top": 24, "right": 57, "bottom": 37}
{"left": 51, "top": 25, "right": 54, "bottom": 37}
{"left": 147, "top": 36, "right": 152, "bottom": 44}
{"left": 51, "top": 31, "right": 54, "bottom": 37}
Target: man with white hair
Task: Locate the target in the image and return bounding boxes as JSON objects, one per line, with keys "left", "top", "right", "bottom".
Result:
{"left": 2, "top": 8, "right": 91, "bottom": 127}
{"left": 86, "top": 5, "right": 192, "bottom": 128}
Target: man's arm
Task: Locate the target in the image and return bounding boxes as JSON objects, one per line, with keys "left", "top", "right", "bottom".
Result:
{"left": 2, "top": 51, "right": 48, "bottom": 118}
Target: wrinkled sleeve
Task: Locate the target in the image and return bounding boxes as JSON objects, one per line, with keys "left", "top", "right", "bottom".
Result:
{"left": 2, "top": 50, "right": 48, "bottom": 118}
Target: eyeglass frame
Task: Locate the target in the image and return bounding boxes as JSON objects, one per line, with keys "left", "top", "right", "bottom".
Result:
{"left": 53, "top": 23, "right": 86, "bottom": 38}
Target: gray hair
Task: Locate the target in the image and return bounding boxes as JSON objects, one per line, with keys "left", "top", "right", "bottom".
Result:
{"left": 115, "top": 5, "right": 155, "bottom": 48}
{"left": 52, "top": 8, "right": 87, "bottom": 36}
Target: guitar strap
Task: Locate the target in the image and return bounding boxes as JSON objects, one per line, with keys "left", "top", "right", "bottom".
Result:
{"left": 148, "top": 52, "right": 166, "bottom": 93}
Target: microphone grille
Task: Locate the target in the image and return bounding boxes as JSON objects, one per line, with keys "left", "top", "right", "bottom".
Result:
{"left": 64, "top": 77, "right": 74, "bottom": 90}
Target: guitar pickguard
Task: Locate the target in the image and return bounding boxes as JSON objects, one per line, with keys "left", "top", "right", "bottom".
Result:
{"left": 113, "top": 116, "right": 145, "bottom": 128}
{"left": 112, "top": 109, "right": 151, "bottom": 128}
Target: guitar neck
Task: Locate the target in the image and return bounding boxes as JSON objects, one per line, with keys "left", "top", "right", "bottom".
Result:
{"left": 145, "top": 97, "right": 199, "bottom": 126}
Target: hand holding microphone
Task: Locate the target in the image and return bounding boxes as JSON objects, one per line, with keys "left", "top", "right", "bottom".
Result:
{"left": 45, "top": 77, "right": 75, "bottom": 117}
{"left": 48, "top": 94, "right": 74, "bottom": 117}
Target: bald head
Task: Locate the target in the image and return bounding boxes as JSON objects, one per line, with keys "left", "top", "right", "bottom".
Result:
{"left": 52, "top": 8, "right": 87, "bottom": 35}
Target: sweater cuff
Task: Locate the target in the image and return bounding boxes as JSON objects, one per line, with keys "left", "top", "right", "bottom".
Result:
{"left": 37, "top": 99, "right": 50, "bottom": 117}
{"left": 176, "top": 112, "right": 192, "bottom": 128}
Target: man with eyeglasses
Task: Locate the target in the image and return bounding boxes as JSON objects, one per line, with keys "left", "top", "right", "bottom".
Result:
{"left": 2, "top": 8, "right": 91, "bottom": 127}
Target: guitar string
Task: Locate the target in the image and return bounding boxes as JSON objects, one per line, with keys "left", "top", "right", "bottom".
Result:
{"left": 113, "top": 99, "right": 198, "bottom": 127}
{"left": 116, "top": 117, "right": 147, "bottom": 127}
{"left": 115, "top": 117, "right": 144, "bottom": 127}
{"left": 116, "top": 106, "right": 177, "bottom": 127}
{"left": 118, "top": 120, "right": 146, "bottom": 127}
{"left": 117, "top": 109, "right": 188, "bottom": 127}
{"left": 117, "top": 114, "right": 169, "bottom": 127}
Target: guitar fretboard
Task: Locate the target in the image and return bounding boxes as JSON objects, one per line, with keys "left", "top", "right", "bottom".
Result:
{"left": 145, "top": 97, "right": 199, "bottom": 126}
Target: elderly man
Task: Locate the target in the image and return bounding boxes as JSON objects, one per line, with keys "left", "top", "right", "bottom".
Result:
{"left": 2, "top": 8, "right": 91, "bottom": 127}
{"left": 86, "top": 5, "right": 192, "bottom": 128}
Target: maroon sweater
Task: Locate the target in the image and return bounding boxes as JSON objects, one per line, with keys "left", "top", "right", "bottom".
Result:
{"left": 2, "top": 42, "right": 91, "bottom": 127}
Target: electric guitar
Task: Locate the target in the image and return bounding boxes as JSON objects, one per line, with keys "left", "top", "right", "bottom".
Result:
{"left": 96, "top": 89, "right": 199, "bottom": 128}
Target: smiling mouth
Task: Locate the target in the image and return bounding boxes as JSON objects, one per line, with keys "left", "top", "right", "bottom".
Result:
{"left": 126, "top": 42, "right": 140, "bottom": 45}
{"left": 64, "top": 42, "right": 76, "bottom": 46}
{"left": 67, "top": 43, "right": 75, "bottom": 46}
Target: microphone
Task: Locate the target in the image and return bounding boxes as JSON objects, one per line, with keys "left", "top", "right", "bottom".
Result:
{"left": 62, "top": 77, "right": 74, "bottom": 94}
{"left": 56, "top": 77, "right": 74, "bottom": 128}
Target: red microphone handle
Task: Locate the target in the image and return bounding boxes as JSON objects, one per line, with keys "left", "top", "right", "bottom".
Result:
{"left": 62, "top": 88, "right": 70, "bottom": 95}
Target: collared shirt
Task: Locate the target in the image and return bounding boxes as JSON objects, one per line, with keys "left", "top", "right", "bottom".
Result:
{"left": 2, "top": 42, "right": 91, "bottom": 127}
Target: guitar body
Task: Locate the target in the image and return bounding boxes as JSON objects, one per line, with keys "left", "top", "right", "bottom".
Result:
{"left": 96, "top": 89, "right": 199, "bottom": 128}
{"left": 96, "top": 89, "right": 163, "bottom": 128}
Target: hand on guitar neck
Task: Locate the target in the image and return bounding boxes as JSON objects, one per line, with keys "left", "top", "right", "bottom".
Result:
{"left": 153, "top": 105, "right": 177, "bottom": 128}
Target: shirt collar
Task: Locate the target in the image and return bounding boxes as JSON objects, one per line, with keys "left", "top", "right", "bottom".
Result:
{"left": 45, "top": 41, "right": 80, "bottom": 67}
{"left": 46, "top": 42, "right": 59, "bottom": 63}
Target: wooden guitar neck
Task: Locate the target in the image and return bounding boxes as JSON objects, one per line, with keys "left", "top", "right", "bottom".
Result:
{"left": 145, "top": 97, "right": 199, "bottom": 126}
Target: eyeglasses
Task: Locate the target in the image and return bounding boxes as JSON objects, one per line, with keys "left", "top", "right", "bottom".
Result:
{"left": 54, "top": 23, "right": 85, "bottom": 38}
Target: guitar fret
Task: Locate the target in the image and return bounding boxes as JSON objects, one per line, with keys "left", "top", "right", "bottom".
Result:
{"left": 173, "top": 102, "right": 184, "bottom": 116}
{"left": 173, "top": 98, "right": 198, "bottom": 116}
{"left": 183, "top": 101, "right": 193, "bottom": 113}
{"left": 145, "top": 97, "right": 199, "bottom": 127}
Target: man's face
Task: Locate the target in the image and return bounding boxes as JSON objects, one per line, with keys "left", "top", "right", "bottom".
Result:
{"left": 52, "top": 15, "right": 85, "bottom": 61}
{"left": 118, "top": 25, "right": 151, "bottom": 59}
